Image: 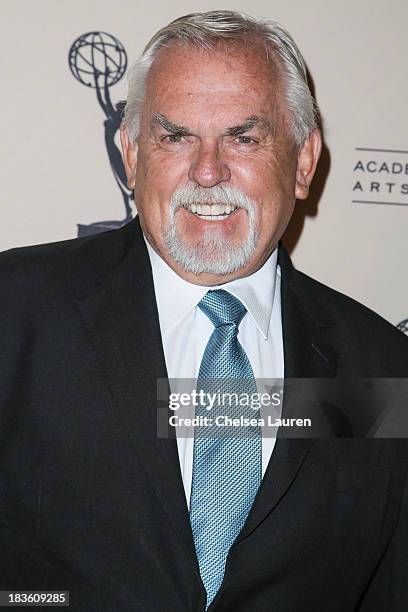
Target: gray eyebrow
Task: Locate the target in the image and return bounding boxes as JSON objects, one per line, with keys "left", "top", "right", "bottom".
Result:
{"left": 225, "top": 115, "right": 273, "bottom": 137}
{"left": 150, "top": 113, "right": 273, "bottom": 136}
{"left": 150, "top": 113, "right": 190, "bottom": 134}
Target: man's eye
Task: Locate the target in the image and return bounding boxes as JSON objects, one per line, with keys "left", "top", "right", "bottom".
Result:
{"left": 161, "top": 134, "right": 185, "bottom": 143}
{"left": 235, "top": 136, "right": 258, "bottom": 145}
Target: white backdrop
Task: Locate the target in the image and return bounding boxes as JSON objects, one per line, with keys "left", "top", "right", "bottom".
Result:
{"left": 1, "top": 0, "right": 407, "bottom": 328}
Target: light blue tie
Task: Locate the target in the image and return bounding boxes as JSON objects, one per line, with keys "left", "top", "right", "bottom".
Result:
{"left": 189, "top": 290, "right": 262, "bottom": 608}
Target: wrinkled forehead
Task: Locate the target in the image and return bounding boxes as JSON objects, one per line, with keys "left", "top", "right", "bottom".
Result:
{"left": 142, "top": 40, "right": 285, "bottom": 130}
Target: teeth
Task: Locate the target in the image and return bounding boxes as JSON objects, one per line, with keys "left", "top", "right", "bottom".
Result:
{"left": 185, "top": 203, "right": 238, "bottom": 217}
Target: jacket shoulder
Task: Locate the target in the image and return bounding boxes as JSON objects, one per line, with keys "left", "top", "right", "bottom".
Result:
{"left": 0, "top": 222, "right": 136, "bottom": 306}
{"left": 294, "top": 267, "right": 401, "bottom": 331}
{"left": 291, "top": 266, "right": 408, "bottom": 373}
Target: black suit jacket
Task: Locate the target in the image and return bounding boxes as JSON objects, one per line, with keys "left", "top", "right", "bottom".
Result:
{"left": 0, "top": 217, "right": 407, "bottom": 611}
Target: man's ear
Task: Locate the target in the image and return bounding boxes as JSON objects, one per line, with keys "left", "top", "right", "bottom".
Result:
{"left": 295, "top": 128, "right": 322, "bottom": 200}
{"left": 120, "top": 126, "right": 138, "bottom": 189}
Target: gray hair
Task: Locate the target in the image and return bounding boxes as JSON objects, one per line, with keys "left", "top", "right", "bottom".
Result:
{"left": 122, "top": 10, "right": 318, "bottom": 145}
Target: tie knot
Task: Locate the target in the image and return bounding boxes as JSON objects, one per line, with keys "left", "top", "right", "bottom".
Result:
{"left": 198, "top": 290, "right": 247, "bottom": 328}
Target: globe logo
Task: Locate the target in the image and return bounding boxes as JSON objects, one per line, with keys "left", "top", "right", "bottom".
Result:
{"left": 68, "top": 31, "right": 127, "bottom": 88}
{"left": 68, "top": 31, "right": 132, "bottom": 236}
{"left": 397, "top": 318, "right": 408, "bottom": 335}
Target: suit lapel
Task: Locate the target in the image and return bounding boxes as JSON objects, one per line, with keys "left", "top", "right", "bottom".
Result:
{"left": 279, "top": 244, "right": 337, "bottom": 381}
{"left": 73, "top": 218, "right": 200, "bottom": 575}
{"left": 237, "top": 243, "right": 337, "bottom": 541}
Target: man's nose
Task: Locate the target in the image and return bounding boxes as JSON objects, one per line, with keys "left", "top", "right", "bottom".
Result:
{"left": 188, "top": 139, "right": 231, "bottom": 187}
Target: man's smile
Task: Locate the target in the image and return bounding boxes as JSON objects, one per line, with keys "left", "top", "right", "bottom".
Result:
{"left": 178, "top": 204, "right": 245, "bottom": 223}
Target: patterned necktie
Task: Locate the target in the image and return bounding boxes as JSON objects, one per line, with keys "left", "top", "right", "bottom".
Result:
{"left": 189, "top": 290, "right": 262, "bottom": 608}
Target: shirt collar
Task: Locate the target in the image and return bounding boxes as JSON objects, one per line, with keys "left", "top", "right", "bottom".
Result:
{"left": 144, "top": 235, "right": 278, "bottom": 340}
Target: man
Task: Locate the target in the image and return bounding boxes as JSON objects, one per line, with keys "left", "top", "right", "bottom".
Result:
{"left": 0, "top": 10, "right": 407, "bottom": 612}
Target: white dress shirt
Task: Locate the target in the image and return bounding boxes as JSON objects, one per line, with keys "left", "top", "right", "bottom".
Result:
{"left": 144, "top": 236, "right": 284, "bottom": 508}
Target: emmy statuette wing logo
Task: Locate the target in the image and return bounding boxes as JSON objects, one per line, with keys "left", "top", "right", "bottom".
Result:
{"left": 68, "top": 32, "right": 133, "bottom": 237}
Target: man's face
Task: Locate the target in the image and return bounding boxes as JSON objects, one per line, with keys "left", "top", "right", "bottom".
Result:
{"left": 121, "top": 42, "right": 321, "bottom": 285}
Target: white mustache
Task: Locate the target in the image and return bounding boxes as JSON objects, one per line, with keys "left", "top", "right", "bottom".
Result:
{"left": 169, "top": 184, "right": 255, "bottom": 212}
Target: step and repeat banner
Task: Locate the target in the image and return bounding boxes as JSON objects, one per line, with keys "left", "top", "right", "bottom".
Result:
{"left": 1, "top": 0, "right": 407, "bottom": 331}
